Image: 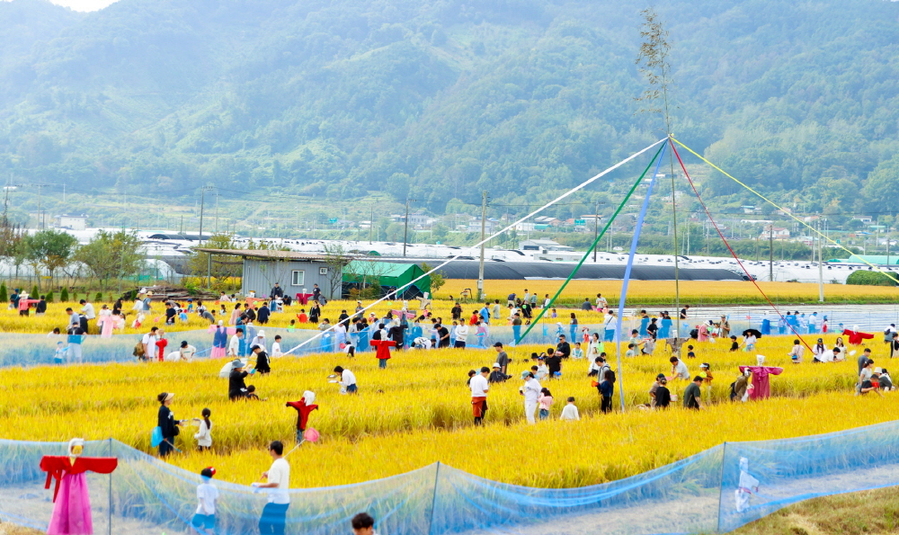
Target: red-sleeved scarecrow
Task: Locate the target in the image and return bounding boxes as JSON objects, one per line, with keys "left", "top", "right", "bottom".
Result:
{"left": 40, "top": 438, "right": 118, "bottom": 535}
{"left": 371, "top": 338, "right": 396, "bottom": 369}
{"left": 286, "top": 391, "right": 319, "bottom": 445}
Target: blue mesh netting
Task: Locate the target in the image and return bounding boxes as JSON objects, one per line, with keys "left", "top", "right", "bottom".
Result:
{"left": 4, "top": 305, "right": 893, "bottom": 368}
{"left": 3, "top": 422, "right": 899, "bottom": 534}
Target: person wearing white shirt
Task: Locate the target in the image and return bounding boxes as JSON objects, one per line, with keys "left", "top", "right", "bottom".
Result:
{"left": 454, "top": 324, "right": 469, "bottom": 349}
{"left": 811, "top": 338, "right": 831, "bottom": 363}
{"left": 228, "top": 331, "right": 244, "bottom": 357}
{"left": 559, "top": 397, "right": 580, "bottom": 421}
{"left": 254, "top": 441, "right": 290, "bottom": 535}
{"left": 595, "top": 293, "right": 608, "bottom": 312}
{"left": 603, "top": 312, "right": 617, "bottom": 342}
{"left": 520, "top": 371, "right": 541, "bottom": 424}
{"left": 79, "top": 300, "right": 96, "bottom": 320}
{"left": 469, "top": 367, "right": 490, "bottom": 425}
{"left": 334, "top": 366, "right": 357, "bottom": 394}
{"left": 271, "top": 335, "right": 283, "bottom": 358}
{"left": 668, "top": 356, "right": 690, "bottom": 381}
{"left": 191, "top": 467, "right": 219, "bottom": 535}
{"left": 141, "top": 327, "right": 159, "bottom": 362}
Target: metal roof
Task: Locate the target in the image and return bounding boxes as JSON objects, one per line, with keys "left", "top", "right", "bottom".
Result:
{"left": 193, "top": 248, "right": 335, "bottom": 262}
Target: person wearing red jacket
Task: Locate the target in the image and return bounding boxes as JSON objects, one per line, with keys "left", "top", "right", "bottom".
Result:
{"left": 286, "top": 391, "right": 318, "bottom": 445}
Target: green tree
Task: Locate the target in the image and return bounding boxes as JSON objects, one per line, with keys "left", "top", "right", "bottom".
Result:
{"left": 24, "top": 230, "right": 78, "bottom": 289}
{"left": 420, "top": 262, "right": 445, "bottom": 294}
{"left": 188, "top": 233, "right": 242, "bottom": 284}
{"left": 74, "top": 230, "right": 144, "bottom": 289}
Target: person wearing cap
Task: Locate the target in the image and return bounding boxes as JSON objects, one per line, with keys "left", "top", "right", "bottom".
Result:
{"left": 253, "top": 344, "right": 271, "bottom": 375}
{"left": 156, "top": 392, "right": 185, "bottom": 457}
{"left": 520, "top": 370, "right": 541, "bottom": 424}
{"left": 488, "top": 362, "right": 509, "bottom": 383}
{"left": 229, "top": 361, "right": 252, "bottom": 400}
{"left": 470, "top": 367, "right": 490, "bottom": 425}
{"left": 649, "top": 373, "right": 666, "bottom": 408}
{"left": 683, "top": 376, "right": 704, "bottom": 410}
{"left": 493, "top": 342, "right": 510, "bottom": 375}
{"left": 192, "top": 466, "right": 219, "bottom": 535}
{"left": 250, "top": 330, "right": 267, "bottom": 353}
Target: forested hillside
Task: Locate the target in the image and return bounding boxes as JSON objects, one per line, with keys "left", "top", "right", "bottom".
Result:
{"left": 1, "top": 0, "right": 897, "bottom": 216}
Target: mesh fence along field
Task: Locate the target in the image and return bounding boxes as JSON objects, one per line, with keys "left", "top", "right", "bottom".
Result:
{"left": 0, "top": 332, "right": 891, "bottom": 490}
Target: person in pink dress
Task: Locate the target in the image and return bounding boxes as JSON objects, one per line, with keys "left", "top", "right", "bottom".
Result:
{"left": 40, "top": 438, "right": 118, "bottom": 535}
{"left": 697, "top": 322, "right": 709, "bottom": 342}
{"left": 97, "top": 306, "right": 115, "bottom": 338}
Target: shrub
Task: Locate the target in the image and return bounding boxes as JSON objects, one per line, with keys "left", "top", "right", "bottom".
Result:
{"left": 845, "top": 270, "right": 898, "bottom": 286}
{"left": 0, "top": 284, "right": 6, "bottom": 303}
{"left": 60, "top": 288, "right": 69, "bottom": 302}
{"left": 95, "top": 292, "right": 103, "bottom": 302}
{"left": 31, "top": 284, "right": 39, "bottom": 298}
{"left": 45, "top": 291, "right": 54, "bottom": 303}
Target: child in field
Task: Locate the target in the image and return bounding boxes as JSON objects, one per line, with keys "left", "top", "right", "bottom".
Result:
{"left": 538, "top": 388, "right": 554, "bottom": 420}
{"left": 729, "top": 335, "right": 739, "bottom": 352}
{"left": 685, "top": 345, "right": 696, "bottom": 359}
{"left": 271, "top": 335, "right": 283, "bottom": 358}
{"left": 788, "top": 339, "right": 804, "bottom": 364}
{"left": 53, "top": 341, "right": 67, "bottom": 364}
{"left": 560, "top": 396, "right": 580, "bottom": 420}
{"left": 192, "top": 467, "right": 218, "bottom": 535}
{"left": 193, "top": 408, "right": 213, "bottom": 451}
{"left": 286, "top": 320, "right": 296, "bottom": 332}
{"left": 571, "top": 342, "right": 584, "bottom": 360}
{"left": 625, "top": 343, "right": 638, "bottom": 358}
{"left": 698, "top": 363, "right": 713, "bottom": 403}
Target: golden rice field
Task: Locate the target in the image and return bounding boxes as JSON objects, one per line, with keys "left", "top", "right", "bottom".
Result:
{"left": 0, "top": 297, "right": 608, "bottom": 334}
{"left": 0, "top": 332, "right": 891, "bottom": 489}
{"left": 436, "top": 279, "right": 899, "bottom": 305}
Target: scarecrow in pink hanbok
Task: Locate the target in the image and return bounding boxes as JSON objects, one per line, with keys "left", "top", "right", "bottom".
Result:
{"left": 40, "top": 438, "right": 118, "bottom": 535}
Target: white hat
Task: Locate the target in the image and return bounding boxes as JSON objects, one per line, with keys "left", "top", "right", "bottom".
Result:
{"left": 257, "top": 330, "right": 265, "bottom": 337}
{"left": 492, "top": 363, "right": 501, "bottom": 368}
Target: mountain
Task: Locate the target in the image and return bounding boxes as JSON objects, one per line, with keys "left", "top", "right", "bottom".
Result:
{"left": 1, "top": 0, "right": 898, "bottom": 219}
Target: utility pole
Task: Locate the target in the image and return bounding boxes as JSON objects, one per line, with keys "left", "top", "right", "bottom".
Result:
{"left": 403, "top": 197, "right": 416, "bottom": 257}
{"left": 477, "top": 191, "right": 488, "bottom": 301}
{"left": 592, "top": 199, "right": 600, "bottom": 262}
{"left": 198, "top": 186, "right": 213, "bottom": 242}
{"left": 818, "top": 219, "right": 825, "bottom": 303}
{"left": 769, "top": 224, "right": 774, "bottom": 282}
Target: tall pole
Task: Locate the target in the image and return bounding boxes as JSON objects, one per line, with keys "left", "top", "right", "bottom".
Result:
{"left": 477, "top": 191, "right": 488, "bottom": 301}
{"left": 769, "top": 225, "right": 774, "bottom": 282}
{"left": 592, "top": 199, "right": 599, "bottom": 262}
{"left": 199, "top": 188, "right": 206, "bottom": 240}
{"left": 369, "top": 206, "right": 374, "bottom": 244}
{"left": 818, "top": 219, "right": 824, "bottom": 303}
{"left": 403, "top": 197, "right": 411, "bottom": 257}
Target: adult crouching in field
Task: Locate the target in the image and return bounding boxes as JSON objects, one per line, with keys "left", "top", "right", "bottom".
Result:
{"left": 156, "top": 392, "right": 184, "bottom": 457}
{"left": 229, "top": 360, "right": 253, "bottom": 400}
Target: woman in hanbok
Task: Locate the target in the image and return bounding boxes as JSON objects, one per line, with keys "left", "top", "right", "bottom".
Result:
{"left": 697, "top": 322, "right": 709, "bottom": 342}
{"left": 97, "top": 306, "right": 115, "bottom": 338}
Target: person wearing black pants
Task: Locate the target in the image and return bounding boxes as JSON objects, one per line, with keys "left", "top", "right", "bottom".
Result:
{"left": 156, "top": 392, "right": 182, "bottom": 457}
